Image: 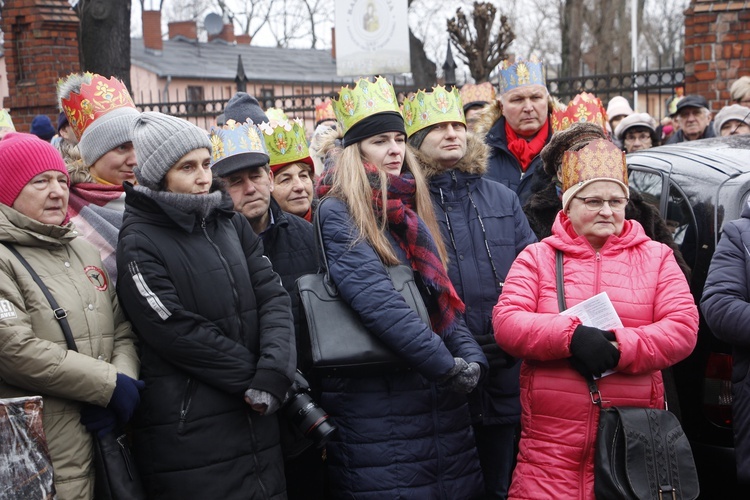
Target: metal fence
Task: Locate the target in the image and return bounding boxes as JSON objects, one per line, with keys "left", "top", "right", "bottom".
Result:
{"left": 134, "top": 67, "right": 685, "bottom": 130}
{"left": 134, "top": 77, "right": 416, "bottom": 131}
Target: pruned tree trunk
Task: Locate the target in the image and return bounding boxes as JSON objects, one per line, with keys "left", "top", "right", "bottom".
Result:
{"left": 561, "top": 0, "right": 584, "bottom": 78}
{"left": 76, "top": 0, "right": 132, "bottom": 90}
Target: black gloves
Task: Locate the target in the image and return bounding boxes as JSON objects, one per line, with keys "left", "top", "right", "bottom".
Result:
{"left": 440, "top": 357, "right": 482, "bottom": 394}
{"left": 80, "top": 404, "right": 117, "bottom": 437}
{"left": 569, "top": 325, "right": 620, "bottom": 378}
{"left": 476, "top": 334, "right": 515, "bottom": 371}
{"left": 107, "top": 373, "right": 145, "bottom": 424}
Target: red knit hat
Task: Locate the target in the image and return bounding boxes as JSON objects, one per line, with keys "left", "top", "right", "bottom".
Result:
{"left": 0, "top": 132, "right": 69, "bottom": 207}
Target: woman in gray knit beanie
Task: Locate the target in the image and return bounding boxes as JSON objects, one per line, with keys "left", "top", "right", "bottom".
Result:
{"left": 115, "top": 111, "right": 296, "bottom": 499}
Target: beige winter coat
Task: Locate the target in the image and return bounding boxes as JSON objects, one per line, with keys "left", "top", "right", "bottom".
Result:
{"left": 0, "top": 204, "right": 139, "bottom": 500}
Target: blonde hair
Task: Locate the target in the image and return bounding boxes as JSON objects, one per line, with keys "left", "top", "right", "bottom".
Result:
{"left": 326, "top": 143, "right": 449, "bottom": 267}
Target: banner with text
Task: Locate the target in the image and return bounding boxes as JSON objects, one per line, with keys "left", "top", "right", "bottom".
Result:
{"left": 335, "top": 0, "right": 411, "bottom": 77}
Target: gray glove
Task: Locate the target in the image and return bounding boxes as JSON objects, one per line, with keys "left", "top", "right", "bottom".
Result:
{"left": 441, "top": 359, "right": 482, "bottom": 394}
{"left": 244, "top": 388, "right": 281, "bottom": 416}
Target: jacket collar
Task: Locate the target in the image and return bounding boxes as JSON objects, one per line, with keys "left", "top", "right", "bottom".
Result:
{"left": 123, "top": 182, "right": 235, "bottom": 233}
{"left": 0, "top": 204, "right": 77, "bottom": 248}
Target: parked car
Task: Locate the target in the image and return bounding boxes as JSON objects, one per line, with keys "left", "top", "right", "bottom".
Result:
{"left": 626, "top": 135, "right": 749, "bottom": 496}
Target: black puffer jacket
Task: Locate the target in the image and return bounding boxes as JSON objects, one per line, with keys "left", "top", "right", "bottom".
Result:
{"left": 261, "top": 198, "right": 317, "bottom": 367}
{"left": 116, "top": 183, "right": 296, "bottom": 499}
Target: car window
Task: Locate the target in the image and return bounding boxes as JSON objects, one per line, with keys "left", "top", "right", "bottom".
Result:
{"left": 629, "top": 168, "right": 699, "bottom": 271}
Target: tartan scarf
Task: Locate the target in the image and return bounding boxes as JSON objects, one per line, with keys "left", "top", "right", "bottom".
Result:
{"left": 317, "top": 163, "right": 465, "bottom": 335}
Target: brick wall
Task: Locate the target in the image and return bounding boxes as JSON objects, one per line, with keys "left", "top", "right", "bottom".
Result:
{"left": 1, "top": 0, "right": 79, "bottom": 132}
{"left": 684, "top": 0, "right": 750, "bottom": 111}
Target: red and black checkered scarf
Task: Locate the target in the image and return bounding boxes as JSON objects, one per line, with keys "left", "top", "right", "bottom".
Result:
{"left": 317, "top": 163, "right": 465, "bottom": 336}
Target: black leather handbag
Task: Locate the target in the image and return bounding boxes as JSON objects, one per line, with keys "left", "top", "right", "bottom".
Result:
{"left": 2, "top": 243, "right": 146, "bottom": 500}
{"left": 296, "top": 199, "right": 431, "bottom": 377}
{"left": 555, "top": 250, "right": 699, "bottom": 500}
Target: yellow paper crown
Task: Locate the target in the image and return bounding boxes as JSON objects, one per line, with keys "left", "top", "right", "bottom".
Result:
{"left": 562, "top": 139, "right": 627, "bottom": 193}
{"left": 0, "top": 109, "right": 14, "bottom": 130}
{"left": 402, "top": 85, "right": 466, "bottom": 137}
{"left": 265, "top": 107, "right": 288, "bottom": 123}
{"left": 459, "top": 82, "right": 496, "bottom": 107}
{"left": 315, "top": 100, "right": 336, "bottom": 124}
{"left": 258, "top": 118, "right": 311, "bottom": 169}
{"left": 58, "top": 72, "right": 136, "bottom": 140}
{"left": 552, "top": 92, "right": 608, "bottom": 133}
{"left": 498, "top": 56, "right": 546, "bottom": 94}
{"left": 333, "top": 77, "right": 401, "bottom": 135}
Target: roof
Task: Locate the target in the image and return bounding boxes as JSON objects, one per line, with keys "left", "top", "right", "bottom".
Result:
{"left": 131, "top": 37, "right": 353, "bottom": 84}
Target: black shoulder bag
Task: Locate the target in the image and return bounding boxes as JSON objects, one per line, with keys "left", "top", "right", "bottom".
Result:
{"left": 555, "top": 249, "right": 699, "bottom": 500}
{"left": 2, "top": 243, "right": 146, "bottom": 500}
{"left": 296, "top": 198, "right": 431, "bottom": 377}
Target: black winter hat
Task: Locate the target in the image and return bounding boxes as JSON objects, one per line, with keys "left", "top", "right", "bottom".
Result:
{"left": 224, "top": 92, "right": 268, "bottom": 125}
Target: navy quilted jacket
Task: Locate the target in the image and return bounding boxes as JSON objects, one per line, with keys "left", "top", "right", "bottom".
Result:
{"left": 317, "top": 196, "right": 486, "bottom": 499}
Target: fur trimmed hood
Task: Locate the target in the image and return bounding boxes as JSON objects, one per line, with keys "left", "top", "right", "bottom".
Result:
{"left": 412, "top": 133, "right": 490, "bottom": 179}
{"left": 311, "top": 125, "right": 344, "bottom": 173}
{"left": 472, "top": 96, "right": 564, "bottom": 139}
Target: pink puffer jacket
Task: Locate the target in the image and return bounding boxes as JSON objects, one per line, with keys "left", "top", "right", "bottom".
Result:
{"left": 492, "top": 212, "right": 698, "bottom": 500}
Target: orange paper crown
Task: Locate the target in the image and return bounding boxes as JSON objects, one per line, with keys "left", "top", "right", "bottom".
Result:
{"left": 315, "top": 100, "right": 336, "bottom": 124}
{"left": 561, "top": 138, "right": 627, "bottom": 193}
{"left": 59, "top": 73, "right": 136, "bottom": 140}
{"left": 552, "top": 92, "right": 608, "bottom": 133}
{"left": 459, "top": 82, "right": 496, "bottom": 107}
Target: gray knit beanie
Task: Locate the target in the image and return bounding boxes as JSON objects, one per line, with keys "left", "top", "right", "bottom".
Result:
{"left": 131, "top": 112, "right": 211, "bottom": 190}
{"left": 78, "top": 107, "right": 140, "bottom": 166}
{"left": 224, "top": 92, "right": 269, "bottom": 124}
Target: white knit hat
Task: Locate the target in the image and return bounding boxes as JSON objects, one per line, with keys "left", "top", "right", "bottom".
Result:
{"left": 131, "top": 112, "right": 211, "bottom": 190}
{"left": 606, "top": 96, "right": 634, "bottom": 121}
{"left": 614, "top": 112, "right": 657, "bottom": 141}
{"left": 713, "top": 104, "right": 750, "bottom": 135}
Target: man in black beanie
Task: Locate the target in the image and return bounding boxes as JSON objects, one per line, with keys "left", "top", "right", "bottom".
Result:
{"left": 224, "top": 92, "right": 269, "bottom": 124}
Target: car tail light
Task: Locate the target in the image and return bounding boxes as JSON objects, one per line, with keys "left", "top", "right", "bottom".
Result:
{"left": 703, "top": 352, "right": 733, "bottom": 427}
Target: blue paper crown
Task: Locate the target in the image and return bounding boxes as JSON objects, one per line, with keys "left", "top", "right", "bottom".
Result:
{"left": 498, "top": 57, "right": 546, "bottom": 94}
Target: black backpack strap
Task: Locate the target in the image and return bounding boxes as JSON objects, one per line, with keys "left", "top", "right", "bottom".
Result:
{"left": 1, "top": 242, "right": 78, "bottom": 352}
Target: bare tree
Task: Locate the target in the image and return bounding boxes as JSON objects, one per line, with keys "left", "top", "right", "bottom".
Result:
{"left": 76, "top": 0, "right": 132, "bottom": 89}
{"left": 220, "top": 0, "right": 275, "bottom": 39}
{"left": 640, "top": 0, "right": 688, "bottom": 67}
{"left": 447, "top": 1, "right": 515, "bottom": 83}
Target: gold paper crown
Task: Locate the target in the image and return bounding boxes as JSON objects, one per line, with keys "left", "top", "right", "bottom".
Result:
{"left": 552, "top": 92, "right": 608, "bottom": 133}
{"left": 58, "top": 73, "right": 136, "bottom": 140}
{"left": 332, "top": 77, "right": 401, "bottom": 135}
{"left": 258, "top": 118, "right": 311, "bottom": 168}
{"left": 209, "top": 119, "right": 269, "bottom": 167}
{"left": 562, "top": 139, "right": 627, "bottom": 192}
{"left": 402, "top": 85, "right": 465, "bottom": 137}
{"left": 498, "top": 56, "right": 545, "bottom": 94}
{"left": 315, "top": 100, "right": 336, "bottom": 124}
{"left": 459, "top": 82, "right": 496, "bottom": 107}
{"left": 0, "top": 109, "right": 14, "bottom": 130}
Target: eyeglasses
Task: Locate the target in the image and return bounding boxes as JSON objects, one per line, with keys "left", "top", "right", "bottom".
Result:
{"left": 574, "top": 197, "right": 629, "bottom": 211}
{"left": 624, "top": 133, "right": 652, "bottom": 143}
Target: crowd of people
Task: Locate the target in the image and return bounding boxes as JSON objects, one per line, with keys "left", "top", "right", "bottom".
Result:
{"left": 6, "top": 59, "right": 750, "bottom": 499}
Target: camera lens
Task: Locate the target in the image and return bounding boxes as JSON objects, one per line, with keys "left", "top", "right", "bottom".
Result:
{"left": 285, "top": 392, "right": 336, "bottom": 447}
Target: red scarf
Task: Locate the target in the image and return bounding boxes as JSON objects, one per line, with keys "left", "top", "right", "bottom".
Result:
{"left": 505, "top": 118, "right": 549, "bottom": 171}
{"left": 317, "top": 164, "right": 465, "bottom": 336}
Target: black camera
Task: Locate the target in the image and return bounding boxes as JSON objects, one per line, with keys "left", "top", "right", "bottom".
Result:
{"left": 282, "top": 372, "right": 336, "bottom": 448}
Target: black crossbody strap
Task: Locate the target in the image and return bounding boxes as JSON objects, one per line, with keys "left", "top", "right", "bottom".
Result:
{"left": 2, "top": 242, "right": 78, "bottom": 352}
{"left": 556, "top": 248, "right": 603, "bottom": 405}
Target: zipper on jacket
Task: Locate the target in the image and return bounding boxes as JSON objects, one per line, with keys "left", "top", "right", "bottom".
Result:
{"left": 178, "top": 378, "right": 197, "bottom": 433}
{"left": 246, "top": 414, "right": 270, "bottom": 498}
{"left": 200, "top": 218, "right": 244, "bottom": 335}
{"left": 594, "top": 252, "right": 602, "bottom": 295}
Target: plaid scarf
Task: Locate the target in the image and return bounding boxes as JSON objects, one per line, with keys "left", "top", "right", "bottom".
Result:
{"left": 317, "top": 163, "right": 465, "bottom": 335}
